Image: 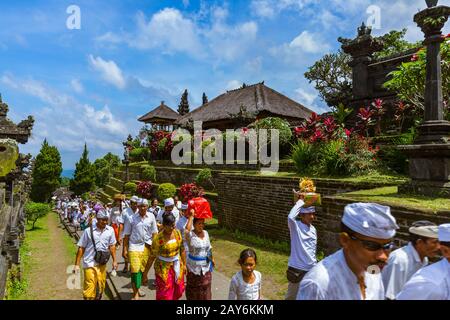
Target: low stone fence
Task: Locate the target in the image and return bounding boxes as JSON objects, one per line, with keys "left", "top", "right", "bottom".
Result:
{"left": 215, "top": 173, "right": 398, "bottom": 243}
{"left": 319, "top": 196, "right": 450, "bottom": 255}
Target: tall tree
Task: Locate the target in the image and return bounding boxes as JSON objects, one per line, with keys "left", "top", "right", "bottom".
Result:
{"left": 93, "top": 152, "right": 121, "bottom": 188}
{"left": 30, "top": 139, "right": 62, "bottom": 202}
{"left": 177, "top": 89, "right": 190, "bottom": 115}
{"left": 202, "top": 92, "right": 209, "bottom": 105}
{"left": 70, "top": 143, "right": 95, "bottom": 195}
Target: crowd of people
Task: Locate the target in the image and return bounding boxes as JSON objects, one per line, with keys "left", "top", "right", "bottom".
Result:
{"left": 56, "top": 194, "right": 260, "bottom": 300}
{"left": 55, "top": 178, "right": 450, "bottom": 300}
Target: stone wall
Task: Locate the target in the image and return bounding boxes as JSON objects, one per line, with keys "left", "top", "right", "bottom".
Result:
{"left": 215, "top": 173, "right": 397, "bottom": 243}
{"left": 319, "top": 196, "right": 450, "bottom": 255}
{"left": 0, "top": 181, "right": 27, "bottom": 299}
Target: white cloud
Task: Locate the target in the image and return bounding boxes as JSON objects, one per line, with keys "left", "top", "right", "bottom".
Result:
{"left": 289, "top": 31, "right": 331, "bottom": 53}
{"left": 88, "top": 55, "right": 126, "bottom": 89}
{"left": 71, "top": 79, "right": 84, "bottom": 93}
{"left": 226, "top": 80, "right": 242, "bottom": 91}
{"left": 250, "top": 0, "right": 275, "bottom": 18}
{"left": 129, "top": 9, "right": 204, "bottom": 58}
{"left": 1, "top": 74, "right": 128, "bottom": 166}
{"left": 295, "top": 87, "right": 317, "bottom": 107}
{"left": 270, "top": 31, "right": 331, "bottom": 65}
{"left": 97, "top": 7, "right": 259, "bottom": 62}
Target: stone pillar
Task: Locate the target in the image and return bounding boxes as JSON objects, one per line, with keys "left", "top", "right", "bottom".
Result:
{"left": 339, "top": 23, "right": 384, "bottom": 99}
{"left": 399, "top": 1, "right": 450, "bottom": 197}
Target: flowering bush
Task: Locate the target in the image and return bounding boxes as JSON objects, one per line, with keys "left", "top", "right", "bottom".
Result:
{"left": 148, "top": 130, "right": 173, "bottom": 160}
{"left": 384, "top": 36, "right": 450, "bottom": 114}
{"left": 179, "top": 183, "right": 204, "bottom": 202}
{"left": 294, "top": 113, "right": 348, "bottom": 143}
{"left": 137, "top": 181, "right": 153, "bottom": 199}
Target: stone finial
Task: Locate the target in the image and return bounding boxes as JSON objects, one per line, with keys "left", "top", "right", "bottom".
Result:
{"left": 426, "top": 0, "right": 438, "bottom": 8}
{"left": 357, "top": 22, "right": 372, "bottom": 37}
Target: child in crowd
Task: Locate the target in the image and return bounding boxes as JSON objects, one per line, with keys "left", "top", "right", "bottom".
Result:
{"left": 228, "top": 248, "right": 261, "bottom": 300}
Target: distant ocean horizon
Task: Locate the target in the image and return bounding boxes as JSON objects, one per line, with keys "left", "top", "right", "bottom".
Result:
{"left": 61, "top": 169, "right": 75, "bottom": 179}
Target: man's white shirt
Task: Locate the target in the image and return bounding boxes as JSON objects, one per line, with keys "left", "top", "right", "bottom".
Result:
{"left": 77, "top": 225, "right": 116, "bottom": 268}
{"left": 297, "top": 249, "right": 385, "bottom": 300}
{"left": 381, "top": 242, "right": 428, "bottom": 299}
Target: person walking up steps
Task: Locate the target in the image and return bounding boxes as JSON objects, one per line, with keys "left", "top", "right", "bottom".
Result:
{"left": 73, "top": 210, "right": 118, "bottom": 300}
{"left": 185, "top": 208, "right": 215, "bottom": 300}
{"left": 123, "top": 198, "right": 158, "bottom": 300}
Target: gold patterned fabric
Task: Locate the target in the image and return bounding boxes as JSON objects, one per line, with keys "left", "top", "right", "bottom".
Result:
{"left": 152, "top": 229, "right": 185, "bottom": 286}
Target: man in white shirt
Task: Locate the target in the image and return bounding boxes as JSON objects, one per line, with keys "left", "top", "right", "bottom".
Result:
{"left": 120, "top": 195, "right": 139, "bottom": 273}
{"left": 123, "top": 198, "right": 158, "bottom": 300}
{"left": 176, "top": 203, "right": 193, "bottom": 253}
{"left": 298, "top": 202, "right": 398, "bottom": 300}
{"left": 74, "top": 210, "right": 117, "bottom": 300}
{"left": 109, "top": 197, "right": 124, "bottom": 246}
{"left": 382, "top": 221, "right": 439, "bottom": 299}
{"left": 156, "top": 198, "right": 180, "bottom": 229}
{"left": 148, "top": 199, "right": 162, "bottom": 218}
{"left": 285, "top": 198, "right": 318, "bottom": 300}
{"left": 397, "top": 223, "right": 450, "bottom": 300}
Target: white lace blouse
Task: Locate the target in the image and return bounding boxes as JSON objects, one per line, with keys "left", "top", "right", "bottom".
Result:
{"left": 186, "top": 230, "right": 212, "bottom": 276}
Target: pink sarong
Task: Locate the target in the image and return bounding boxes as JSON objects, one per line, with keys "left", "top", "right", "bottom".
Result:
{"left": 155, "top": 267, "right": 185, "bottom": 300}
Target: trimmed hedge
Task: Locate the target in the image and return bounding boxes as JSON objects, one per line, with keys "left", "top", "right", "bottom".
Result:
{"left": 157, "top": 183, "right": 177, "bottom": 201}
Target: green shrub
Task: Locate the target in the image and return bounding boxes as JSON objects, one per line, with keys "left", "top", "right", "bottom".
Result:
{"left": 158, "top": 138, "right": 168, "bottom": 153}
{"left": 319, "top": 140, "right": 349, "bottom": 176}
{"left": 140, "top": 164, "right": 156, "bottom": 182}
{"left": 253, "top": 117, "right": 293, "bottom": 147}
{"left": 157, "top": 183, "right": 177, "bottom": 201}
{"left": 195, "top": 168, "right": 213, "bottom": 188}
{"left": 378, "top": 130, "right": 415, "bottom": 174}
{"left": 124, "top": 182, "right": 137, "bottom": 194}
{"left": 129, "top": 148, "right": 149, "bottom": 162}
{"left": 291, "top": 140, "right": 317, "bottom": 174}
{"left": 24, "top": 202, "right": 51, "bottom": 230}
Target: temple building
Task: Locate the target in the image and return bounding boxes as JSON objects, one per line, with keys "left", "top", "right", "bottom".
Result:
{"left": 137, "top": 101, "right": 180, "bottom": 131}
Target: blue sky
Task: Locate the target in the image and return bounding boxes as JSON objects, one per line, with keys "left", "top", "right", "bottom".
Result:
{"left": 1, "top": 0, "right": 449, "bottom": 169}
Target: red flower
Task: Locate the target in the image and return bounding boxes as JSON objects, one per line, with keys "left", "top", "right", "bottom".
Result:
{"left": 310, "top": 129, "right": 325, "bottom": 143}
{"left": 344, "top": 128, "right": 353, "bottom": 138}
{"left": 411, "top": 54, "right": 418, "bottom": 62}
{"left": 242, "top": 127, "right": 249, "bottom": 134}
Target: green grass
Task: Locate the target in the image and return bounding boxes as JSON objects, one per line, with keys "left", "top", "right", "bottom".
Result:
{"left": 5, "top": 217, "right": 50, "bottom": 300}
{"left": 336, "top": 186, "right": 450, "bottom": 212}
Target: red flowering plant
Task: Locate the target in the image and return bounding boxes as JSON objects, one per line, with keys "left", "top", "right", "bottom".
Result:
{"left": 147, "top": 130, "right": 173, "bottom": 160}
{"left": 137, "top": 181, "right": 153, "bottom": 199}
{"left": 356, "top": 107, "right": 374, "bottom": 137}
{"left": 179, "top": 183, "right": 204, "bottom": 203}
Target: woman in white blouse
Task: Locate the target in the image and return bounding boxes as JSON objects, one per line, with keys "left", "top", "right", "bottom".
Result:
{"left": 184, "top": 209, "right": 215, "bottom": 300}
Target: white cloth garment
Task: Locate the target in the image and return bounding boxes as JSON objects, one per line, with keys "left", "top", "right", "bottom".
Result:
{"left": 109, "top": 206, "right": 123, "bottom": 225}
{"left": 149, "top": 206, "right": 161, "bottom": 218}
{"left": 176, "top": 215, "right": 192, "bottom": 253}
{"left": 396, "top": 258, "right": 450, "bottom": 300}
{"left": 382, "top": 242, "right": 428, "bottom": 299}
{"left": 438, "top": 224, "right": 450, "bottom": 242}
{"left": 186, "top": 230, "right": 212, "bottom": 276}
{"left": 297, "top": 249, "right": 385, "bottom": 300}
{"left": 77, "top": 225, "right": 116, "bottom": 268}
{"left": 120, "top": 207, "right": 136, "bottom": 239}
{"left": 228, "top": 271, "right": 262, "bottom": 300}
{"left": 156, "top": 208, "right": 180, "bottom": 224}
{"left": 342, "top": 203, "right": 398, "bottom": 239}
{"left": 287, "top": 200, "right": 317, "bottom": 272}
{"left": 123, "top": 213, "right": 158, "bottom": 252}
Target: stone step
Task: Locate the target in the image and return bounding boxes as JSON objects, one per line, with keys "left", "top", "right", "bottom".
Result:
{"left": 97, "top": 190, "right": 112, "bottom": 204}
{"left": 104, "top": 184, "right": 121, "bottom": 198}
{"left": 113, "top": 170, "right": 124, "bottom": 179}
{"left": 109, "top": 177, "right": 124, "bottom": 191}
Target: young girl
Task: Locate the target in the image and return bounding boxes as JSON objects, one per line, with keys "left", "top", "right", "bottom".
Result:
{"left": 228, "top": 248, "right": 261, "bottom": 300}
